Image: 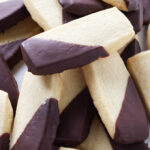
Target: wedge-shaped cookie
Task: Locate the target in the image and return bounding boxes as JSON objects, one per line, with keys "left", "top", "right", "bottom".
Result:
{"left": 0, "top": 17, "right": 42, "bottom": 69}
{"left": 82, "top": 52, "right": 148, "bottom": 144}
{"left": 59, "top": 0, "right": 104, "bottom": 16}
{"left": 121, "top": 39, "right": 141, "bottom": 65}
{"left": 0, "top": 55, "right": 19, "bottom": 112}
{"left": 78, "top": 116, "right": 150, "bottom": 150}
{"left": 10, "top": 72, "right": 62, "bottom": 150}
{"left": 0, "top": 0, "right": 29, "bottom": 32}
{"left": 127, "top": 51, "right": 150, "bottom": 116}
{"left": 102, "top": 0, "right": 140, "bottom": 11}
{"left": 147, "top": 24, "right": 150, "bottom": 49}
{"left": 0, "top": 90, "right": 13, "bottom": 150}
{"left": 21, "top": 7, "right": 135, "bottom": 75}
{"left": 143, "top": 0, "right": 150, "bottom": 24}
{"left": 55, "top": 68, "right": 94, "bottom": 147}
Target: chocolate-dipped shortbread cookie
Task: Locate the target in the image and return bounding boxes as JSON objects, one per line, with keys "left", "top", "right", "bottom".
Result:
{"left": 0, "top": 17, "right": 42, "bottom": 69}
{"left": 21, "top": 7, "right": 135, "bottom": 75}
{"left": 127, "top": 51, "right": 150, "bottom": 115}
{"left": 121, "top": 38, "right": 141, "bottom": 65}
{"left": 147, "top": 24, "right": 150, "bottom": 49}
{"left": 10, "top": 72, "right": 62, "bottom": 150}
{"left": 82, "top": 52, "right": 148, "bottom": 144}
{"left": 102, "top": 0, "right": 140, "bottom": 11}
{"left": 78, "top": 116, "right": 150, "bottom": 150}
{"left": 0, "top": 0, "right": 29, "bottom": 32}
{"left": 0, "top": 90, "right": 13, "bottom": 150}
{"left": 55, "top": 68, "right": 94, "bottom": 147}
{"left": 0, "top": 55, "right": 18, "bottom": 111}
{"left": 59, "top": 0, "right": 104, "bottom": 16}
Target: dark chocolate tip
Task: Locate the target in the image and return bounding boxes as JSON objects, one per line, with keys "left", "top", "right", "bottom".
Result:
{"left": 0, "top": 133, "right": 10, "bottom": 150}
{"left": 143, "top": 0, "right": 150, "bottom": 24}
{"left": 124, "top": 0, "right": 140, "bottom": 11}
{"left": 11, "top": 98, "right": 60, "bottom": 150}
{"left": 114, "top": 77, "right": 149, "bottom": 144}
{"left": 55, "top": 88, "right": 95, "bottom": 147}
{"left": 59, "top": 0, "right": 104, "bottom": 17}
{"left": 0, "top": 39, "right": 24, "bottom": 69}
{"left": 0, "top": 0, "right": 29, "bottom": 32}
{"left": 123, "top": 0, "right": 143, "bottom": 33}
{"left": 0, "top": 55, "right": 19, "bottom": 112}
{"left": 21, "top": 38, "right": 109, "bottom": 75}
{"left": 121, "top": 39, "right": 141, "bottom": 65}
{"left": 62, "top": 9, "right": 79, "bottom": 24}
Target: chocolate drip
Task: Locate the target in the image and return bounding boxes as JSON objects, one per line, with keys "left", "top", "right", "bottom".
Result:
{"left": 0, "top": 133, "right": 9, "bottom": 150}
{"left": 11, "top": 99, "right": 59, "bottom": 150}
{"left": 21, "top": 38, "right": 109, "bottom": 75}
{"left": 0, "top": 55, "right": 19, "bottom": 112}
{"left": 124, "top": 0, "right": 143, "bottom": 33}
{"left": 59, "top": 0, "right": 104, "bottom": 17}
{"left": 55, "top": 88, "right": 95, "bottom": 147}
{"left": 121, "top": 39, "right": 141, "bottom": 65}
{"left": 0, "top": 0, "right": 29, "bottom": 32}
{"left": 114, "top": 77, "right": 148, "bottom": 144}
{"left": 0, "top": 39, "right": 24, "bottom": 69}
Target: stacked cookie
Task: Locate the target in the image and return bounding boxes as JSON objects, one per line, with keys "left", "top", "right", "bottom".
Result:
{"left": 0, "top": 0, "right": 150, "bottom": 150}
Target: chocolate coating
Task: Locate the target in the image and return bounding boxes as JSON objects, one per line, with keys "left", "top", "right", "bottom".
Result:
{"left": 0, "top": 133, "right": 9, "bottom": 150}
{"left": 124, "top": 0, "right": 140, "bottom": 11}
{"left": 0, "top": 0, "right": 29, "bottom": 32}
{"left": 0, "top": 39, "right": 24, "bottom": 69}
{"left": 124, "top": 0, "right": 143, "bottom": 33}
{"left": 21, "top": 38, "right": 109, "bottom": 75}
{"left": 55, "top": 88, "right": 95, "bottom": 147}
{"left": 59, "top": 0, "right": 104, "bottom": 17}
{"left": 121, "top": 39, "right": 141, "bottom": 65}
{"left": 0, "top": 55, "right": 19, "bottom": 112}
{"left": 114, "top": 77, "right": 148, "bottom": 144}
{"left": 11, "top": 99, "right": 59, "bottom": 150}
{"left": 143, "top": 0, "right": 150, "bottom": 24}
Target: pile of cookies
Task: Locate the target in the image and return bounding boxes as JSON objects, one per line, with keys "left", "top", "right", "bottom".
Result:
{"left": 0, "top": 0, "right": 150, "bottom": 149}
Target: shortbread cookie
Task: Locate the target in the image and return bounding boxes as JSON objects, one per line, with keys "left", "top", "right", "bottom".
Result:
{"left": 0, "top": 90, "right": 13, "bottom": 150}
{"left": 0, "top": 55, "right": 19, "bottom": 111}
{"left": 10, "top": 72, "right": 62, "bottom": 150}
{"left": 0, "top": 0, "right": 29, "bottom": 32}
{"left": 60, "top": 147, "right": 78, "bottom": 150}
{"left": 59, "top": 0, "right": 104, "bottom": 16}
{"left": 55, "top": 68, "right": 94, "bottom": 147}
{"left": 147, "top": 24, "right": 150, "bottom": 49}
{"left": 102, "top": 0, "right": 140, "bottom": 11}
{"left": 121, "top": 39, "right": 141, "bottom": 65}
{"left": 82, "top": 52, "right": 148, "bottom": 144}
{"left": 127, "top": 51, "right": 150, "bottom": 115}
{"left": 78, "top": 116, "right": 150, "bottom": 150}
{"left": 124, "top": 0, "right": 143, "bottom": 33}
{"left": 22, "top": 0, "right": 64, "bottom": 30}
{"left": 21, "top": 7, "right": 135, "bottom": 75}
{"left": 0, "top": 17, "right": 42, "bottom": 69}
{"left": 143, "top": 0, "right": 150, "bottom": 24}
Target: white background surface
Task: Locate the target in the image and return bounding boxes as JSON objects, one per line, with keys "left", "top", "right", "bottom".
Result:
{"left": 12, "top": 26, "right": 150, "bottom": 147}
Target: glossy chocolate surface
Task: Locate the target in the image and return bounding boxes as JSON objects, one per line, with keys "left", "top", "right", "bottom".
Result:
{"left": 124, "top": 0, "right": 143, "bottom": 33}
{"left": 0, "top": 133, "right": 9, "bottom": 150}
{"left": 59, "top": 0, "right": 104, "bottom": 16}
{"left": 0, "top": 55, "right": 19, "bottom": 112}
{"left": 124, "top": 0, "right": 140, "bottom": 11}
{"left": 11, "top": 99, "right": 59, "bottom": 150}
{"left": 55, "top": 88, "right": 95, "bottom": 147}
{"left": 0, "top": 0, "right": 29, "bottom": 32}
{"left": 0, "top": 39, "right": 24, "bottom": 69}
{"left": 121, "top": 39, "right": 141, "bottom": 65}
{"left": 114, "top": 77, "right": 148, "bottom": 144}
{"left": 21, "top": 38, "right": 109, "bottom": 75}
{"left": 143, "top": 0, "right": 150, "bottom": 24}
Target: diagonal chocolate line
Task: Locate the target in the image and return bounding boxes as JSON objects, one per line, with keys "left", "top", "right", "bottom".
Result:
{"left": 11, "top": 99, "right": 59, "bottom": 150}
{"left": 114, "top": 77, "right": 148, "bottom": 144}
